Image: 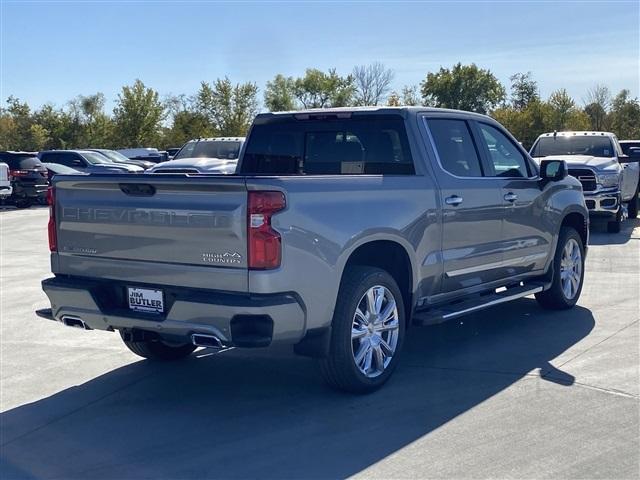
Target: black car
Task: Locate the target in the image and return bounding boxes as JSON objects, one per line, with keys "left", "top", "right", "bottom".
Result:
{"left": 166, "top": 147, "right": 181, "bottom": 159}
{"left": 38, "top": 150, "right": 143, "bottom": 174}
{"left": 88, "top": 149, "right": 155, "bottom": 170}
{"left": 619, "top": 140, "right": 640, "bottom": 156}
{"left": 0, "top": 151, "right": 48, "bottom": 207}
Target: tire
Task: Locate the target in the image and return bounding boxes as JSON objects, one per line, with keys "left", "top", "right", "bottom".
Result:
{"left": 627, "top": 187, "right": 639, "bottom": 219}
{"left": 15, "top": 199, "right": 31, "bottom": 209}
{"left": 535, "top": 226, "right": 585, "bottom": 310}
{"left": 607, "top": 211, "right": 622, "bottom": 233}
{"left": 120, "top": 331, "right": 196, "bottom": 360}
{"left": 320, "top": 266, "right": 406, "bottom": 394}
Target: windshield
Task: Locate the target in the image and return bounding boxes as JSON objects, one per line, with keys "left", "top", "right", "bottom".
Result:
{"left": 174, "top": 141, "right": 241, "bottom": 160}
{"left": 99, "top": 150, "right": 132, "bottom": 163}
{"left": 80, "top": 151, "right": 111, "bottom": 164}
{"left": 531, "top": 136, "right": 614, "bottom": 157}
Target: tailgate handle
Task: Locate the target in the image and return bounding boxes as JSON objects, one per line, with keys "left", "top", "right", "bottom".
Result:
{"left": 119, "top": 184, "right": 156, "bottom": 196}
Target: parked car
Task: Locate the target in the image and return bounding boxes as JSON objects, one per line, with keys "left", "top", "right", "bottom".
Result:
{"left": 145, "top": 137, "right": 246, "bottom": 174}
{"left": 172, "top": 137, "right": 245, "bottom": 161}
{"left": 145, "top": 157, "right": 238, "bottom": 175}
{"left": 42, "top": 163, "right": 84, "bottom": 179}
{"left": 38, "top": 150, "right": 143, "bottom": 174}
{"left": 117, "top": 148, "right": 166, "bottom": 163}
{"left": 166, "top": 147, "right": 181, "bottom": 159}
{"left": 0, "top": 151, "right": 48, "bottom": 207}
{"left": 0, "top": 162, "right": 12, "bottom": 200}
{"left": 619, "top": 140, "right": 640, "bottom": 156}
{"left": 89, "top": 149, "right": 155, "bottom": 170}
{"left": 38, "top": 107, "right": 588, "bottom": 393}
{"left": 530, "top": 131, "right": 640, "bottom": 231}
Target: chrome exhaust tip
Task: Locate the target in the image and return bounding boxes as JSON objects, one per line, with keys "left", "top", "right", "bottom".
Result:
{"left": 191, "top": 333, "right": 223, "bottom": 349}
{"left": 60, "top": 315, "right": 90, "bottom": 330}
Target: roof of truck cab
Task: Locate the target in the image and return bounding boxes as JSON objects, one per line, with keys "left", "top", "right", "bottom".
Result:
{"left": 186, "top": 137, "right": 245, "bottom": 142}
{"left": 254, "top": 106, "right": 494, "bottom": 122}
{"left": 538, "top": 131, "right": 616, "bottom": 137}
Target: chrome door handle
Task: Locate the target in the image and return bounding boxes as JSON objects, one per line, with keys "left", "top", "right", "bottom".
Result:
{"left": 445, "top": 195, "right": 463, "bottom": 206}
{"left": 504, "top": 192, "right": 518, "bottom": 202}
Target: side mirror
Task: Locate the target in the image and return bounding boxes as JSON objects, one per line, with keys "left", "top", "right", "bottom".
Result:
{"left": 540, "top": 159, "right": 568, "bottom": 181}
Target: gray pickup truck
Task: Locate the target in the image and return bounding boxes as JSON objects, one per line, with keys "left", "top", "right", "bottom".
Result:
{"left": 38, "top": 107, "right": 589, "bottom": 393}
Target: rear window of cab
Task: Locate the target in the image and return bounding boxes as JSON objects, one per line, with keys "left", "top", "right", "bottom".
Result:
{"left": 241, "top": 115, "right": 414, "bottom": 175}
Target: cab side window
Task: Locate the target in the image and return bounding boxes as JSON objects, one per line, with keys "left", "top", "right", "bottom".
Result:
{"left": 428, "top": 119, "right": 483, "bottom": 177}
{"left": 477, "top": 123, "right": 530, "bottom": 178}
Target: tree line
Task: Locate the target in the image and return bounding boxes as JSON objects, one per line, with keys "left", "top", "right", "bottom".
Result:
{"left": 1, "top": 62, "right": 639, "bottom": 152}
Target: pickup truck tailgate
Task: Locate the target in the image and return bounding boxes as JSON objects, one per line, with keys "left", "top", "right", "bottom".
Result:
{"left": 52, "top": 175, "right": 249, "bottom": 292}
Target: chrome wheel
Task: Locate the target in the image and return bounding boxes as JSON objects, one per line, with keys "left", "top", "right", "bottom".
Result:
{"left": 351, "top": 285, "right": 400, "bottom": 378}
{"left": 560, "top": 238, "right": 582, "bottom": 300}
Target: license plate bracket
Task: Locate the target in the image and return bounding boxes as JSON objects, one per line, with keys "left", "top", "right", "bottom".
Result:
{"left": 127, "top": 287, "right": 164, "bottom": 314}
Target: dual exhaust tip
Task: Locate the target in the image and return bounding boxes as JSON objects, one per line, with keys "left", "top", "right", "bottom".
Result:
{"left": 59, "top": 315, "right": 223, "bottom": 349}
{"left": 191, "top": 333, "right": 224, "bottom": 349}
{"left": 60, "top": 315, "right": 91, "bottom": 330}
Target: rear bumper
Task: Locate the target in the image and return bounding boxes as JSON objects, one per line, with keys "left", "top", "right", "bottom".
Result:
{"left": 13, "top": 182, "right": 48, "bottom": 198}
{"left": 40, "top": 276, "right": 306, "bottom": 347}
{"left": 0, "top": 185, "right": 12, "bottom": 197}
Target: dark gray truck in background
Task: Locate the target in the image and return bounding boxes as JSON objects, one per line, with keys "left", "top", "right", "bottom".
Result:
{"left": 38, "top": 107, "right": 589, "bottom": 393}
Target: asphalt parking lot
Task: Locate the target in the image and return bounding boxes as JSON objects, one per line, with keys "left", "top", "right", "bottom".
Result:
{"left": 1, "top": 207, "right": 638, "bottom": 479}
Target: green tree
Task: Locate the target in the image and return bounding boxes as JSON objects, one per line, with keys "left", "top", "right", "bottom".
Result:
{"left": 264, "top": 74, "right": 296, "bottom": 112}
{"left": 113, "top": 79, "right": 165, "bottom": 147}
{"left": 509, "top": 72, "right": 539, "bottom": 110}
{"left": 28, "top": 124, "right": 50, "bottom": 150}
{"left": 32, "top": 104, "right": 74, "bottom": 149}
{"left": 163, "top": 110, "right": 215, "bottom": 147}
{"left": 2, "top": 96, "right": 33, "bottom": 150}
{"left": 420, "top": 63, "right": 506, "bottom": 114}
{"left": 196, "top": 78, "right": 259, "bottom": 136}
{"left": 492, "top": 99, "right": 552, "bottom": 149}
{"left": 608, "top": 89, "right": 640, "bottom": 139}
{"left": 583, "top": 85, "right": 611, "bottom": 131}
{"left": 547, "top": 89, "right": 589, "bottom": 130}
{"left": 292, "top": 68, "right": 355, "bottom": 109}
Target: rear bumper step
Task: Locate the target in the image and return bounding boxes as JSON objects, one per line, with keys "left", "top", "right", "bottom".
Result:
{"left": 38, "top": 276, "right": 305, "bottom": 346}
{"left": 412, "top": 283, "right": 545, "bottom": 326}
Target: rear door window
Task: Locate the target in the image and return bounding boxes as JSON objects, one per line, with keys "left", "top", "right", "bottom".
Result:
{"left": 241, "top": 115, "right": 414, "bottom": 175}
{"left": 427, "top": 119, "right": 483, "bottom": 177}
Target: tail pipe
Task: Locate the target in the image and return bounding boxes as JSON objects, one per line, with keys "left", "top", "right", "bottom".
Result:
{"left": 60, "top": 315, "right": 91, "bottom": 330}
{"left": 191, "top": 333, "right": 224, "bottom": 349}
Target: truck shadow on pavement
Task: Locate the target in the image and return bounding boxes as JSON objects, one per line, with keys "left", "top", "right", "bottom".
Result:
{"left": 1, "top": 299, "right": 594, "bottom": 479}
{"left": 588, "top": 218, "right": 639, "bottom": 245}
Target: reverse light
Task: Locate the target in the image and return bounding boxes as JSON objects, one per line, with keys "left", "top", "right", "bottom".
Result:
{"left": 47, "top": 186, "right": 57, "bottom": 252}
{"left": 247, "top": 191, "right": 286, "bottom": 269}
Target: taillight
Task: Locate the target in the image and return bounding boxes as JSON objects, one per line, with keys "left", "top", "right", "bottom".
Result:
{"left": 247, "top": 191, "right": 286, "bottom": 269}
{"left": 47, "top": 186, "right": 57, "bottom": 252}
{"left": 10, "top": 169, "right": 29, "bottom": 178}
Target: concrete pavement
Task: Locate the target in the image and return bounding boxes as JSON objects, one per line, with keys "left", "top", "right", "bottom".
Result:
{"left": 1, "top": 208, "right": 638, "bottom": 479}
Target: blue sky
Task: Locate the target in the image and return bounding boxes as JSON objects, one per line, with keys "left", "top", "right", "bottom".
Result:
{"left": 1, "top": 1, "right": 638, "bottom": 111}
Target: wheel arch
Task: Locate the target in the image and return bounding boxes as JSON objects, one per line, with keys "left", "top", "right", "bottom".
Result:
{"left": 339, "top": 238, "right": 415, "bottom": 327}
